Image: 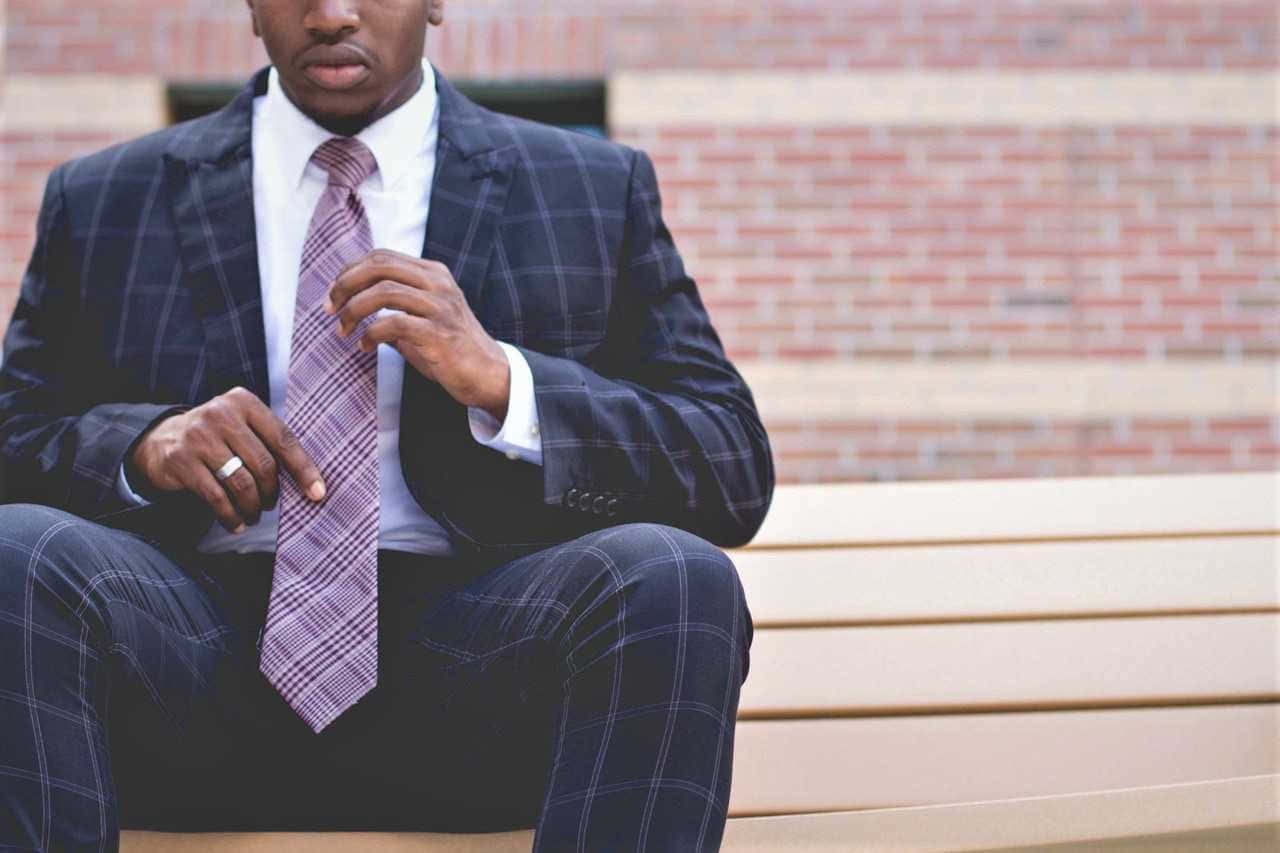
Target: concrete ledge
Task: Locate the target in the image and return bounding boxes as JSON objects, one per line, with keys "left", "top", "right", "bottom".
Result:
{"left": 7, "top": 71, "right": 1276, "bottom": 136}
{"left": 612, "top": 71, "right": 1280, "bottom": 126}
{"left": 739, "top": 359, "right": 1279, "bottom": 420}
{"left": 3, "top": 74, "right": 168, "bottom": 133}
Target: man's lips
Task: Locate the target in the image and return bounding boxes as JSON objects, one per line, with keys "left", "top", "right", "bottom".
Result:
{"left": 302, "top": 62, "right": 371, "bottom": 90}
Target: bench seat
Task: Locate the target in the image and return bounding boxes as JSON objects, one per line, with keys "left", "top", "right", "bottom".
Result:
{"left": 122, "top": 471, "right": 1279, "bottom": 849}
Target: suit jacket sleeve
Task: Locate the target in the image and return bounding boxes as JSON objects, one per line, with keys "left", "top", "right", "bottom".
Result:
{"left": 0, "top": 165, "right": 187, "bottom": 518}
{"left": 520, "top": 149, "right": 774, "bottom": 547}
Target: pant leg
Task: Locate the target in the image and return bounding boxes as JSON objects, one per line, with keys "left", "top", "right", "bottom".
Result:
{"left": 0, "top": 503, "right": 235, "bottom": 852}
{"left": 110, "top": 548, "right": 327, "bottom": 834}
{"left": 409, "top": 523, "right": 754, "bottom": 852}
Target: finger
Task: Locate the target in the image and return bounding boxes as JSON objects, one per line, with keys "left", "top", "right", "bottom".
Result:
{"left": 358, "top": 312, "right": 433, "bottom": 354}
{"left": 225, "top": 388, "right": 326, "bottom": 502}
{"left": 326, "top": 250, "right": 430, "bottom": 316}
{"left": 335, "top": 247, "right": 417, "bottom": 282}
{"left": 203, "top": 441, "right": 264, "bottom": 527}
{"left": 221, "top": 423, "right": 279, "bottom": 517}
{"left": 336, "top": 280, "right": 441, "bottom": 337}
{"left": 262, "top": 422, "right": 325, "bottom": 503}
{"left": 179, "top": 461, "right": 246, "bottom": 534}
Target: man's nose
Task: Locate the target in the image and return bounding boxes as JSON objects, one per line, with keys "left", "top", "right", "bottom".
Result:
{"left": 303, "top": 0, "right": 360, "bottom": 39}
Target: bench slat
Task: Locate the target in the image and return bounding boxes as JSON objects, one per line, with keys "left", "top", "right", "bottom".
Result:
{"left": 745, "top": 472, "right": 1279, "bottom": 548}
{"left": 739, "top": 614, "right": 1279, "bottom": 716}
{"left": 729, "top": 704, "right": 1279, "bottom": 814}
{"left": 734, "top": 535, "right": 1279, "bottom": 626}
{"left": 723, "top": 775, "right": 1280, "bottom": 852}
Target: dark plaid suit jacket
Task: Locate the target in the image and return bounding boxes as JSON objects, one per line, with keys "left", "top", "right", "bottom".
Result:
{"left": 0, "top": 68, "right": 773, "bottom": 558}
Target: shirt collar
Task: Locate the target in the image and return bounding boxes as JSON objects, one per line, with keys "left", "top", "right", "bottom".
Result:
{"left": 262, "top": 59, "right": 438, "bottom": 193}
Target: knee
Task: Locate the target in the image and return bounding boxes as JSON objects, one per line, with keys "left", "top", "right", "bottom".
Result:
{"left": 0, "top": 502, "right": 82, "bottom": 563}
{"left": 0, "top": 503, "right": 103, "bottom": 603}
{"left": 602, "top": 523, "right": 752, "bottom": 646}
{"left": 542, "top": 523, "right": 753, "bottom": 685}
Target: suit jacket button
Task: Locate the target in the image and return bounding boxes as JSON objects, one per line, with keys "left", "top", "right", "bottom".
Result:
{"left": 577, "top": 491, "right": 593, "bottom": 512}
{"left": 592, "top": 495, "right": 607, "bottom": 515}
{"left": 565, "top": 488, "right": 579, "bottom": 509}
{"left": 606, "top": 498, "right": 619, "bottom": 518}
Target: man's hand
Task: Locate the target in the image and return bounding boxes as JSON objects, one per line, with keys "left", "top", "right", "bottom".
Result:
{"left": 325, "top": 249, "right": 511, "bottom": 421}
{"left": 128, "top": 387, "right": 326, "bottom": 534}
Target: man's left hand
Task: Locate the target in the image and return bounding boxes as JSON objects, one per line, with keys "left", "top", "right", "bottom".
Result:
{"left": 325, "top": 249, "right": 510, "bottom": 421}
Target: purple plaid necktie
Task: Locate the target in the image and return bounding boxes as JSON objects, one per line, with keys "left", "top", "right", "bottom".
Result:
{"left": 261, "top": 136, "right": 380, "bottom": 733}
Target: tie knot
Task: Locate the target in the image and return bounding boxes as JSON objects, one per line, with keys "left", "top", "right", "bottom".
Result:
{"left": 311, "top": 137, "right": 378, "bottom": 189}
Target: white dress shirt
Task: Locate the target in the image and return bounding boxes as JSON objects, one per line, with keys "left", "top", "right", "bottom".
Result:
{"left": 119, "top": 61, "right": 542, "bottom": 555}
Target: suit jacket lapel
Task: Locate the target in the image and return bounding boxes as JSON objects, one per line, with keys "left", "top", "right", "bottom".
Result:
{"left": 422, "top": 72, "right": 516, "bottom": 317}
{"left": 399, "top": 72, "right": 518, "bottom": 521}
{"left": 163, "top": 70, "right": 271, "bottom": 400}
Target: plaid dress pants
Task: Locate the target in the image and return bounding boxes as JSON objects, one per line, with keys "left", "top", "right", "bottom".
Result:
{"left": 0, "top": 503, "right": 752, "bottom": 852}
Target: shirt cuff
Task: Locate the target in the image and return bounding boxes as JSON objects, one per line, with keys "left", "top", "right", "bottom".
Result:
{"left": 468, "top": 341, "right": 543, "bottom": 465}
{"left": 117, "top": 462, "right": 152, "bottom": 506}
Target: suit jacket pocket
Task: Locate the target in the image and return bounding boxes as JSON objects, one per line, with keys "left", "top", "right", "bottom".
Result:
{"left": 488, "top": 308, "right": 607, "bottom": 361}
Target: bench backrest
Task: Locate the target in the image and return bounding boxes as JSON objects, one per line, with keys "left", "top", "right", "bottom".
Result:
{"left": 727, "top": 471, "right": 1279, "bottom": 816}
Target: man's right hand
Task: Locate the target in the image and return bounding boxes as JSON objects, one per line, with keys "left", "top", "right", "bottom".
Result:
{"left": 127, "top": 386, "right": 326, "bottom": 534}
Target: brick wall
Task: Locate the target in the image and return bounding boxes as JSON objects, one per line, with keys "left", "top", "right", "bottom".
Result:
{"left": 2, "top": 1, "right": 1276, "bottom": 484}
{"left": 616, "top": 122, "right": 1276, "bottom": 362}
{"left": 8, "top": 2, "right": 1277, "bottom": 75}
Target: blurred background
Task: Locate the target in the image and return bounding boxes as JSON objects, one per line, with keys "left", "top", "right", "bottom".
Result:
{"left": 1, "top": 0, "right": 1275, "bottom": 485}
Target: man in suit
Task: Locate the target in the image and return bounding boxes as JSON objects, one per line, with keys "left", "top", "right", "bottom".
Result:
{"left": 0, "top": 0, "right": 772, "bottom": 850}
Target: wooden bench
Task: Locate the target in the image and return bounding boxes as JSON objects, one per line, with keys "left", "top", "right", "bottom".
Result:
{"left": 124, "top": 470, "right": 1280, "bottom": 850}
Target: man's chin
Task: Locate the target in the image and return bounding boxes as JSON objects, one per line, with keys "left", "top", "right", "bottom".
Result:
{"left": 298, "top": 97, "right": 383, "bottom": 137}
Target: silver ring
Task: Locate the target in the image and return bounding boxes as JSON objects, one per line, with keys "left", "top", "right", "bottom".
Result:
{"left": 214, "top": 455, "right": 245, "bottom": 482}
